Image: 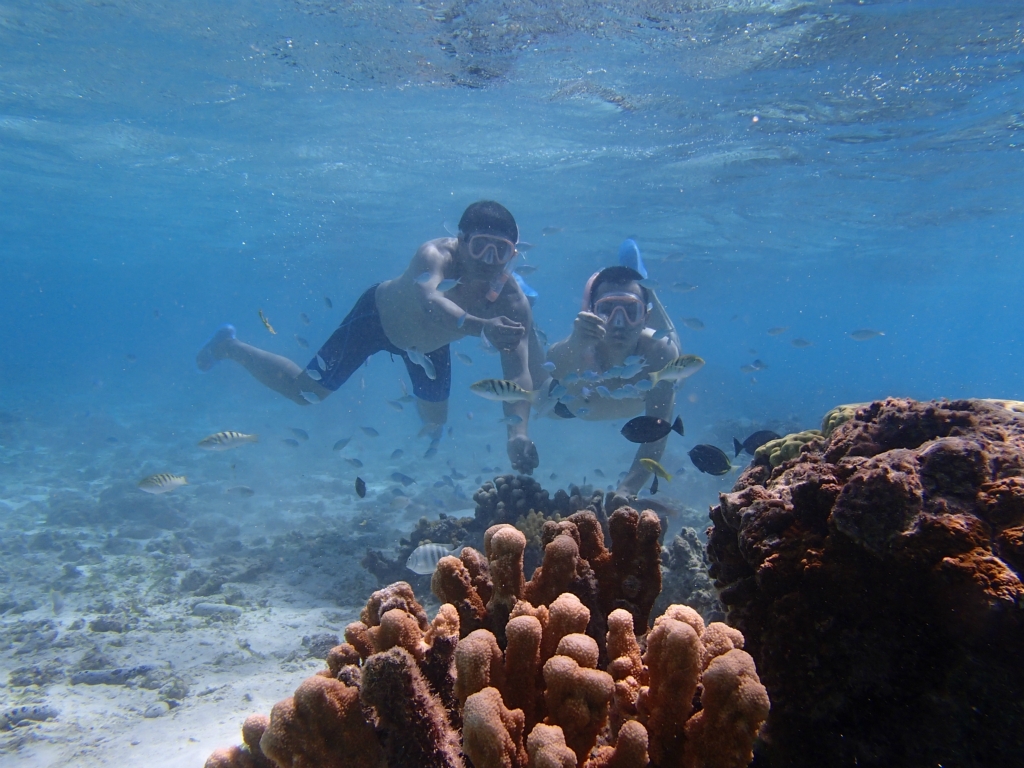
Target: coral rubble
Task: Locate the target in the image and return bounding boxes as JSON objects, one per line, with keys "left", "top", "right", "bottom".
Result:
{"left": 207, "top": 506, "right": 768, "bottom": 768}
{"left": 707, "top": 397, "right": 1024, "bottom": 768}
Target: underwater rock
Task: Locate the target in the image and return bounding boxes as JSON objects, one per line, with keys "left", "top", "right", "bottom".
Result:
{"left": 656, "top": 527, "right": 724, "bottom": 624}
{"left": 707, "top": 397, "right": 1024, "bottom": 768}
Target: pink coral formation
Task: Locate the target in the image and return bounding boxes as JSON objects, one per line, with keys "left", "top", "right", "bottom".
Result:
{"left": 207, "top": 505, "right": 769, "bottom": 768}
{"left": 707, "top": 398, "right": 1024, "bottom": 767}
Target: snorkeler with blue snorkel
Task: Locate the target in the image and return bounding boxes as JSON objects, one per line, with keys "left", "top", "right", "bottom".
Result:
{"left": 540, "top": 239, "right": 682, "bottom": 496}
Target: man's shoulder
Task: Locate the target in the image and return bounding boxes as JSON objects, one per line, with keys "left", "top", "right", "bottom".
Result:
{"left": 638, "top": 332, "right": 678, "bottom": 366}
{"left": 416, "top": 236, "right": 458, "bottom": 262}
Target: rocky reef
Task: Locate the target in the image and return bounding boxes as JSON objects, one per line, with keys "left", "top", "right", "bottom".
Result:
{"left": 206, "top": 508, "right": 770, "bottom": 767}
{"left": 707, "top": 397, "right": 1024, "bottom": 768}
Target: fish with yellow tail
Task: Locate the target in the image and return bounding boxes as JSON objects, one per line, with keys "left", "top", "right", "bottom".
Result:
{"left": 138, "top": 473, "right": 188, "bottom": 494}
{"left": 469, "top": 379, "right": 534, "bottom": 403}
{"left": 258, "top": 309, "right": 276, "bottom": 335}
{"left": 639, "top": 458, "right": 672, "bottom": 482}
{"left": 649, "top": 354, "right": 705, "bottom": 385}
{"left": 197, "top": 431, "right": 259, "bottom": 451}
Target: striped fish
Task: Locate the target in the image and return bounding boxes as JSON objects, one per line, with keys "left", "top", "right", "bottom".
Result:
{"left": 197, "top": 431, "right": 259, "bottom": 451}
{"left": 469, "top": 379, "right": 534, "bottom": 403}
{"left": 137, "top": 473, "right": 188, "bottom": 494}
{"left": 405, "top": 542, "right": 459, "bottom": 575}
{"left": 649, "top": 354, "right": 705, "bottom": 385}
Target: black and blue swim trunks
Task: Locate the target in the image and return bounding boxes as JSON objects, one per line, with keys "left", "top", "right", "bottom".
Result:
{"left": 308, "top": 285, "right": 451, "bottom": 402}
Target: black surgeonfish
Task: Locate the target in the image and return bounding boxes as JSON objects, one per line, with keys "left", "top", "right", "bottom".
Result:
{"left": 553, "top": 402, "right": 577, "bottom": 419}
{"left": 733, "top": 430, "right": 781, "bottom": 457}
{"left": 688, "top": 444, "right": 732, "bottom": 475}
{"left": 620, "top": 415, "right": 684, "bottom": 444}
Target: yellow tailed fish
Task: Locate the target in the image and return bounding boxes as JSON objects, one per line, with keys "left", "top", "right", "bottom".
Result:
{"left": 138, "top": 473, "right": 188, "bottom": 494}
{"left": 469, "top": 379, "right": 534, "bottom": 403}
{"left": 197, "top": 431, "right": 259, "bottom": 451}
{"left": 258, "top": 308, "right": 276, "bottom": 335}
{"left": 639, "top": 458, "right": 672, "bottom": 481}
{"left": 650, "top": 354, "right": 705, "bottom": 385}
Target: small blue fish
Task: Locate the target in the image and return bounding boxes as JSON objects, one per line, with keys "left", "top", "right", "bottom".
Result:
{"left": 333, "top": 438, "right": 351, "bottom": 451}
{"left": 282, "top": 438, "right": 300, "bottom": 447}
{"left": 424, "top": 438, "right": 440, "bottom": 458}
{"left": 437, "top": 278, "right": 462, "bottom": 292}
{"left": 345, "top": 457, "right": 364, "bottom": 468}
{"left": 415, "top": 271, "right": 432, "bottom": 284}
{"left": 361, "top": 426, "right": 380, "bottom": 437}
{"left": 391, "top": 449, "right": 404, "bottom": 460}
{"left": 542, "top": 361, "right": 556, "bottom": 373}
{"left": 563, "top": 372, "right": 580, "bottom": 385}
{"left": 623, "top": 355, "right": 644, "bottom": 366}
{"left": 456, "top": 352, "right": 473, "bottom": 365}
{"left": 300, "top": 390, "right": 320, "bottom": 404}
{"left": 596, "top": 386, "right": 612, "bottom": 397}
{"left": 636, "top": 379, "right": 653, "bottom": 391}
{"left": 582, "top": 370, "right": 600, "bottom": 382}
{"left": 316, "top": 354, "right": 326, "bottom": 370}
{"left": 618, "top": 239, "right": 647, "bottom": 279}
{"left": 406, "top": 347, "right": 437, "bottom": 380}
{"left": 306, "top": 368, "right": 322, "bottom": 381}
{"left": 549, "top": 383, "right": 567, "bottom": 398}
{"left": 386, "top": 400, "right": 404, "bottom": 411}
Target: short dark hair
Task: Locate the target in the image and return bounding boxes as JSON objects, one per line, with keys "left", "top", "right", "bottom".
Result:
{"left": 458, "top": 201, "right": 518, "bottom": 243}
{"left": 589, "top": 266, "right": 648, "bottom": 308}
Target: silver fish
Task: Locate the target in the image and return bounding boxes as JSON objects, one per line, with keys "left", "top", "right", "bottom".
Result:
{"left": 333, "top": 437, "right": 351, "bottom": 451}
{"left": 291, "top": 428, "right": 309, "bottom": 441}
{"left": 197, "top": 431, "right": 258, "bottom": 451}
{"left": 682, "top": 317, "right": 705, "bottom": 330}
{"left": 455, "top": 352, "right": 473, "bottom": 365}
{"left": 294, "top": 335, "right": 310, "bottom": 349}
{"left": 138, "top": 473, "right": 187, "bottom": 494}
{"left": 405, "top": 542, "right": 459, "bottom": 575}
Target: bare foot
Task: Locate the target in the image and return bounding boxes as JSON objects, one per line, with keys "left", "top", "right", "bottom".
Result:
{"left": 196, "top": 324, "right": 236, "bottom": 371}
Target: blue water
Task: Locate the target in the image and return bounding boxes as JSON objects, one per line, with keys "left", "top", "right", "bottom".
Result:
{"left": 0, "top": 1, "right": 1021, "bottom": 762}
{"left": 2, "top": 1, "right": 1022, "bottom": 499}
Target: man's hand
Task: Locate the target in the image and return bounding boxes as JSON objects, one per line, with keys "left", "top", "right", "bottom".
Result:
{"left": 484, "top": 316, "right": 526, "bottom": 352}
{"left": 572, "top": 311, "right": 606, "bottom": 344}
{"left": 508, "top": 434, "right": 539, "bottom": 475}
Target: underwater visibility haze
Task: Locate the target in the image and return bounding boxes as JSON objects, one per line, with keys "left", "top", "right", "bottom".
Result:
{"left": 1, "top": 1, "right": 1023, "bottom": 766}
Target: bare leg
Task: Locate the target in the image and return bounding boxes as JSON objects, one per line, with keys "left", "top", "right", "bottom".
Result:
{"left": 197, "top": 328, "right": 328, "bottom": 406}
{"left": 416, "top": 398, "right": 448, "bottom": 436}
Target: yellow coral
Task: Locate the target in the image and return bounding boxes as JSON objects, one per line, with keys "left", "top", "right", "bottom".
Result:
{"left": 515, "top": 509, "right": 560, "bottom": 550}
{"left": 820, "top": 403, "right": 869, "bottom": 438}
{"left": 755, "top": 430, "right": 825, "bottom": 467}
